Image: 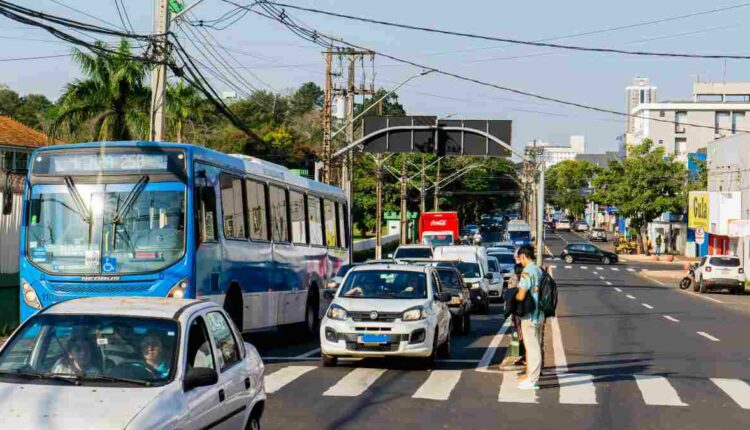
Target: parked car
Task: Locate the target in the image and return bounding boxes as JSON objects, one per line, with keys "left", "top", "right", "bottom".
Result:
{"left": 694, "top": 255, "right": 746, "bottom": 294}
{"left": 320, "top": 264, "right": 452, "bottom": 367}
{"left": 561, "top": 243, "right": 618, "bottom": 264}
{"left": 393, "top": 244, "right": 434, "bottom": 260}
{"left": 574, "top": 221, "right": 590, "bottom": 232}
{"left": 486, "top": 256, "right": 505, "bottom": 302}
{"left": 588, "top": 228, "right": 607, "bottom": 242}
{"left": 435, "top": 266, "right": 471, "bottom": 335}
{"left": 433, "top": 246, "right": 492, "bottom": 313}
{"left": 556, "top": 220, "right": 572, "bottom": 231}
{"left": 0, "top": 297, "right": 266, "bottom": 430}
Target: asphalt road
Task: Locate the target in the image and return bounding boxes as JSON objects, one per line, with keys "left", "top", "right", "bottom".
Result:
{"left": 250, "top": 232, "right": 750, "bottom": 430}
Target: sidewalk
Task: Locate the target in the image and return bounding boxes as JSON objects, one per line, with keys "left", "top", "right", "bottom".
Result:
{"left": 618, "top": 253, "right": 698, "bottom": 265}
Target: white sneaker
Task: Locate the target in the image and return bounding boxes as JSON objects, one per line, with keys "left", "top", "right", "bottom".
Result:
{"left": 517, "top": 380, "right": 539, "bottom": 390}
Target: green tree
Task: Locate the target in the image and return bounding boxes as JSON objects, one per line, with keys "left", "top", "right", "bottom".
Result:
{"left": 0, "top": 86, "right": 54, "bottom": 131}
{"left": 167, "top": 81, "right": 205, "bottom": 143}
{"left": 593, "top": 139, "right": 686, "bottom": 252}
{"left": 289, "top": 82, "right": 323, "bottom": 116}
{"left": 545, "top": 159, "right": 600, "bottom": 218}
{"left": 52, "top": 40, "right": 149, "bottom": 141}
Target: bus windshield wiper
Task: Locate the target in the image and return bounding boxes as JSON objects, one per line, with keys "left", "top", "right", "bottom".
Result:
{"left": 111, "top": 175, "right": 149, "bottom": 225}
{"left": 64, "top": 176, "right": 92, "bottom": 224}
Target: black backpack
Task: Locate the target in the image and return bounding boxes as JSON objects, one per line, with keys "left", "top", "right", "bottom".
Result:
{"left": 538, "top": 269, "right": 558, "bottom": 317}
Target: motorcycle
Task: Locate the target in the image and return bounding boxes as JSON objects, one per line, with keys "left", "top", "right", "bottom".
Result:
{"left": 679, "top": 263, "right": 698, "bottom": 290}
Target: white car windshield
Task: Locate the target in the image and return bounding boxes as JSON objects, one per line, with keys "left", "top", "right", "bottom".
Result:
{"left": 339, "top": 270, "right": 427, "bottom": 299}
{"left": 0, "top": 314, "right": 178, "bottom": 385}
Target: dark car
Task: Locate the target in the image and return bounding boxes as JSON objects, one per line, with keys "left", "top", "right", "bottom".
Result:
{"left": 436, "top": 262, "right": 490, "bottom": 314}
{"left": 561, "top": 243, "right": 618, "bottom": 264}
{"left": 436, "top": 266, "right": 472, "bottom": 335}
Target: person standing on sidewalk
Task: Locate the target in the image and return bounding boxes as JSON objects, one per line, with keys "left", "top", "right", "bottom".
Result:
{"left": 515, "top": 245, "right": 544, "bottom": 390}
{"left": 655, "top": 234, "right": 663, "bottom": 256}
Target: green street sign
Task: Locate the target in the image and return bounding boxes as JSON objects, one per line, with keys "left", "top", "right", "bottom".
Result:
{"left": 168, "top": 0, "right": 185, "bottom": 13}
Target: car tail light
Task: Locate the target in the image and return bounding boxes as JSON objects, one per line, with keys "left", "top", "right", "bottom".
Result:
{"left": 705, "top": 266, "right": 712, "bottom": 272}
{"left": 739, "top": 268, "right": 744, "bottom": 274}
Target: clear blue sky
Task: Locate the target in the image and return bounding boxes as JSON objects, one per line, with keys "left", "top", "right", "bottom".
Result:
{"left": 2, "top": 0, "right": 750, "bottom": 154}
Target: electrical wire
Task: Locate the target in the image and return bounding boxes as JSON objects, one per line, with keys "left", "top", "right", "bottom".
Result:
{"left": 249, "top": 3, "right": 750, "bottom": 135}
{"left": 251, "top": 1, "right": 750, "bottom": 60}
{"left": 0, "top": 53, "right": 70, "bottom": 62}
{"left": 49, "top": 0, "right": 123, "bottom": 30}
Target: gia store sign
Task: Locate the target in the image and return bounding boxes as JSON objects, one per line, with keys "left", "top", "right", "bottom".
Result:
{"left": 688, "top": 191, "right": 709, "bottom": 230}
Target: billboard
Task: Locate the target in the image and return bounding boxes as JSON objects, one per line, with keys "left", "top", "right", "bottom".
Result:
{"left": 688, "top": 191, "right": 709, "bottom": 230}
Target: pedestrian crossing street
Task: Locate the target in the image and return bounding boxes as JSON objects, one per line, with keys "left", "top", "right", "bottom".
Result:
{"left": 264, "top": 364, "right": 750, "bottom": 410}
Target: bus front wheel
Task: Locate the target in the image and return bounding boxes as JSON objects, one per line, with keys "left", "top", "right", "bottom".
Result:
{"left": 224, "top": 285, "right": 244, "bottom": 331}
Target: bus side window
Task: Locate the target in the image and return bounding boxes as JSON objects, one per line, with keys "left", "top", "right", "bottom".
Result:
{"left": 270, "top": 185, "right": 289, "bottom": 242}
{"left": 308, "top": 196, "right": 323, "bottom": 246}
{"left": 323, "top": 199, "right": 336, "bottom": 248}
{"left": 336, "top": 202, "right": 348, "bottom": 249}
{"left": 290, "top": 190, "right": 307, "bottom": 245}
{"left": 246, "top": 179, "right": 269, "bottom": 241}
{"left": 196, "top": 184, "right": 217, "bottom": 243}
{"left": 220, "top": 174, "right": 247, "bottom": 240}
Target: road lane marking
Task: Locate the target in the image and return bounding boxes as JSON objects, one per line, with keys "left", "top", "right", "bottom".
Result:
{"left": 499, "top": 371, "right": 538, "bottom": 403}
{"left": 476, "top": 317, "right": 512, "bottom": 373}
{"left": 596, "top": 266, "right": 604, "bottom": 271}
{"left": 693, "top": 293, "right": 722, "bottom": 303}
{"left": 711, "top": 379, "right": 750, "bottom": 409}
{"left": 592, "top": 271, "right": 598, "bottom": 275}
{"left": 627, "top": 268, "right": 636, "bottom": 272}
{"left": 413, "top": 370, "right": 462, "bottom": 400}
{"left": 296, "top": 348, "right": 321, "bottom": 358}
{"left": 599, "top": 275, "right": 606, "bottom": 280}
{"left": 580, "top": 266, "right": 588, "bottom": 270}
{"left": 697, "top": 331, "right": 720, "bottom": 342}
{"left": 663, "top": 315, "right": 680, "bottom": 322}
{"left": 565, "top": 265, "right": 572, "bottom": 269}
{"left": 548, "top": 265, "right": 557, "bottom": 269}
{"left": 558, "top": 373, "right": 597, "bottom": 404}
{"left": 614, "top": 287, "right": 622, "bottom": 292}
{"left": 633, "top": 375, "right": 687, "bottom": 406}
{"left": 626, "top": 294, "right": 636, "bottom": 299}
{"left": 642, "top": 303, "right": 654, "bottom": 309}
{"left": 550, "top": 316, "right": 567, "bottom": 373}
{"left": 651, "top": 279, "right": 665, "bottom": 286}
{"left": 605, "top": 281, "right": 612, "bottom": 286}
{"left": 323, "top": 368, "right": 387, "bottom": 397}
{"left": 610, "top": 267, "right": 619, "bottom": 271}
{"left": 265, "top": 366, "right": 317, "bottom": 393}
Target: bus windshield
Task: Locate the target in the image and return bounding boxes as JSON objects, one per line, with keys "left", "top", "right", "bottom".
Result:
{"left": 509, "top": 231, "right": 530, "bottom": 241}
{"left": 26, "top": 182, "right": 185, "bottom": 275}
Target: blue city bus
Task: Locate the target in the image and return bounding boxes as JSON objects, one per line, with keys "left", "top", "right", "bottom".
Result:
{"left": 18, "top": 141, "right": 349, "bottom": 333}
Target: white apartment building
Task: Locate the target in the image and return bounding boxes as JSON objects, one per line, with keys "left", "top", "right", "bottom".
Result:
{"left": 625, "top": 76, "right": 657, "bottom": 135}
{"left": 629, "top": 81, "right": 750, "bottom": 160}
{"left": 527, "top": 135, "right": 586, "bottom": 168}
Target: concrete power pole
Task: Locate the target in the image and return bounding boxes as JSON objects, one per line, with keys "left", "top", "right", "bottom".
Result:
{"left": 344, "top": 55, "right": 355, "bottom": 262}
{"left": 434, "top": 157, "right": 441, "bottom": 211}
{"left": 375, "top": 154, "right": 383, "bottom": 259}
{"left": 536, "top": 162, "right": 545, "bottom": 265}
{"left": 400, "top": 157, "right": 408, "bottom": 244}
{"left": 420, "top": 154, "right": 426, "bottom": 213}
{"left": 322, "top": 49, "right": 333, "bottom": 184}
{"left": 149, "top": 0, "right": 170, "bottom": 141}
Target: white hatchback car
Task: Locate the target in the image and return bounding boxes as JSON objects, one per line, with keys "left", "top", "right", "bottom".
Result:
{"left": 0, "top": 297, "right": 265, "bottom": 430}
{"left": 320, "top": 264, "right": 452, "bottom": 367}
{"left": 694, "top": 255, "right": 746, "bottom": 294}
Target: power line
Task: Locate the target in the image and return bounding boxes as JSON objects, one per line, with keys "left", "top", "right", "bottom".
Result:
{"left": 49, "top": 0, "right": 123, "bottom": 30}
{"left": 250, "top": 2, "right": 750, "bottom": 135}
{"left": 250, "top": 1, "right": 750, "bottom": 60}
{"left": 0, "top": 53, "right": 70, "bottom": 62}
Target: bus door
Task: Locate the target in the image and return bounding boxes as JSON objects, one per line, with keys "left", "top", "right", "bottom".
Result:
{"left": 194, "top": 165, "right": 222, "bottom": 303}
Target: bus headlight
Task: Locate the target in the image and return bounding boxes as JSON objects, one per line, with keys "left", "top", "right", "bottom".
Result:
{"left": 168, "top": 279, "right": 188, "bottom": 298}
{"left": 22, "top": 280, "right": 42, "bottom": 309}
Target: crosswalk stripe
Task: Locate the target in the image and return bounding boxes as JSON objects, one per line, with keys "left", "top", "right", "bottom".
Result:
{"left": 265, "top": 366, "right": 317, "bottom": 394}
{"left": 627, "top": 268, "right": 636, "bottom": 272}
{"left": 633, "top": 375, "right": 687, "bottom": 406}
{"left": 564, "top": 265, "right": 572, "bottom": 269}
{"left": 548, "top": 264, "right": 557, "bottom": 269}
{"left": 413, "top": 370, "right": 462, "bottom": 400}
{"left": 323, "top": 368, "right": 387, "bottom": 397}
{"left": 558, "top": 373, "right": 597, "bottom": 404}
{"left": 596, "top": 266, "right": 604, "bottom": 271}
{"left": 614, "top": 287, "right": 622, "bottom": 292}
{"left": 605, "top": 281, "right": 612, "bottom": 285}
{"left": 626, "top": 294, "right": 636, "bottom": 299}
{"left": 580, "top": 266, "right": 588, "bottom": 270}
{"left": 663, "top": 315, "right": 679, "bottom": 322}
{"left": 611, "top": 267, "right": 619, "bottom": 271}
{"left": 642, "top": 303, "right": 654, "bottom": 309}
{"left": 499, "top": 371, "right": 538, "bottom": 403}
{"left": 711, "top": 378, "right": 750, "bottom": 409}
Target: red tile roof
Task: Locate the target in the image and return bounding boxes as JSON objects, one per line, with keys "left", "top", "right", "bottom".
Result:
{"left": 0, "top": 115, "right": 51, "bottom": 149}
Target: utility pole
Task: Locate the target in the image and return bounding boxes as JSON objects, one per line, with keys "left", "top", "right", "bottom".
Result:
{"left": 375, "top": 154, "right": 383, "bottom": 259}
{"left": 149, "top": 0, "right": 169, "bottom": 141}
{"left": 322, "top": 49, "right": 333, "bottom": 184}
{"left": 343, "top": 54, "right": 355, "bottom": 262}
{"left": 536, "top": 162, "right": 545, "bottom": 265}
{"left": 420, "top": 154, "right": 426, "bottom": 213}
{"left": 434, "top": 157, "right": 441, "bottom": 211}
{"left": 400, "top": 156, "right": 408, "bottom": 244}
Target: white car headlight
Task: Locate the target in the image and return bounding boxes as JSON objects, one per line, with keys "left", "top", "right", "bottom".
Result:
{"left": 327, "top": 304, "right": 348, "bottom": 320}
{"left": 402, "top": 306, "right": 426, "bottom": 321}
{"left": 467, "top": 282, "right": 480, "bottom": 289}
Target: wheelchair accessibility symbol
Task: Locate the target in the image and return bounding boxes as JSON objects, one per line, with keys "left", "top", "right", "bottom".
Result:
{"left": 102, "top": 257, "right": 117, "bottom": 273}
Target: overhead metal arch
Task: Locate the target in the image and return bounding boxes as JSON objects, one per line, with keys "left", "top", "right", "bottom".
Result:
{"left": 331, "top": 125, "right": 526, "bottom": 161}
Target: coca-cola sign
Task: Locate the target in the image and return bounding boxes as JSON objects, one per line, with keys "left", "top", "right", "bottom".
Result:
{"left": 430, "top": 219, "right": 447, "bottom": 227}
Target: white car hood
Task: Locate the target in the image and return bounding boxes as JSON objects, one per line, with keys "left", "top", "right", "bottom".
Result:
{"left": 0, "top": 381, "right": 165, "bottom": 430}
{"left": 333, "top": 298, "right": 428, "bottom": 313}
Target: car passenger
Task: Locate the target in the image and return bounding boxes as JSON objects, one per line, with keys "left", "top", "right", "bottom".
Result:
{"left": 141, "top": 331, "right": 172, "bottom": 378}
{"left": 400, "top": 275, "right": 425, "bottom": 297}
{"left": 51, "top": 337, "right": 101, "bottom": 375}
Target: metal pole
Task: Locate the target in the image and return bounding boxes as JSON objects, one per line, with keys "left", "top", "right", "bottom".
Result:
{"left": 322, "top": 49, "right": 333, "bottom": 184}
{"left": 537, "top": 162, "right": 546, "bottom": 265}
{"left": 420, "top": 154, "right": 426, "bottom": 213}
{"left": 149, "top": 0, "right": 169, "bottom": 141}
{"left": 375, "top": 154, "right": 383, "bottom": 259}
{"left": 434, "top": 157, "right": 441, "bottom": 211}
{"left": 400, "top": 156, "right": 408, "bottom": 244}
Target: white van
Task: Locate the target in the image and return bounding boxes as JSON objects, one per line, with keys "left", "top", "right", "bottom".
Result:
{"left": 432, "top": 246, "right": 495, "bottom": 312}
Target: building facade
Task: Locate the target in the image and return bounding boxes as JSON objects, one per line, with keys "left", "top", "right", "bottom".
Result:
{"left": 629, "top": 82, "right": 750, "bottom": 160}
{"left": 527, "top": 135, "right": 586, "bottom": 168}
{"left": 625, "top": 76, "right": 657, "bottom": 135}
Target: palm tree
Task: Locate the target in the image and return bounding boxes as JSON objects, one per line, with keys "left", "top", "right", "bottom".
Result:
{"left": 167, "top": 81, "right": 204, "bottom": 143}
{"left": 52, "top": 40, "right": 149, "bottom": 141}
